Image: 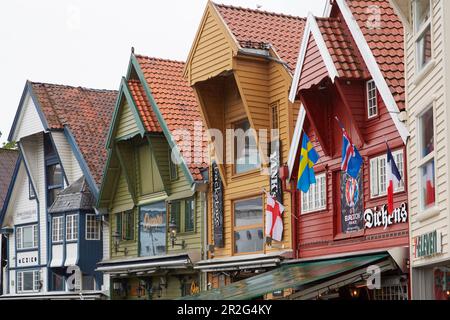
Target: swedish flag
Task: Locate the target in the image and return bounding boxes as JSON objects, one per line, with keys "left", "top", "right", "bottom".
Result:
{"left": 297, "top": 133, "right": 320, "bottom": 193}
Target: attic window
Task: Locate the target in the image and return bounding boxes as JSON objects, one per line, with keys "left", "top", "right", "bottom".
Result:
{"left": 367, "top": 80, "right": 378, "bottom": 119}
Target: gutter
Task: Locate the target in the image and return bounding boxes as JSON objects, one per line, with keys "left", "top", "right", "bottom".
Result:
{"left": 237, "top": 48, "right": 289, "bottom": 69}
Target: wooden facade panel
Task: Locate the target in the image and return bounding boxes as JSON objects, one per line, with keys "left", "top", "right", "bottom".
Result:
{"left": 299, "top": 35, "right": 328, "bottom": 91}
{"left": 189, "top": 10, "right": 233, "bottom": 85}
{"left": 117, "top": 102, "right": 140, "bottom": 139}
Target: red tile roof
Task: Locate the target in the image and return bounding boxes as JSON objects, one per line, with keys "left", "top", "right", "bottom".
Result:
{"left": 213, "top": 3, "right": 306, "bottom": 73}
{"left": 134, "top": 55, "right": 208, "bottom": 181}
{"left": 0, "top": 149, "right": 19, "bottom": 210}
{"left": 345, "top": 0, "right": 405, "bottom": 109}
{"left": 31, "top": 83, "right": 118, "bottom": 186}
{"left": 316, "top": 17, "right": 365, "bottom": 79}
{"left": 128, "top": 80, "right": 162, "bottom": 133}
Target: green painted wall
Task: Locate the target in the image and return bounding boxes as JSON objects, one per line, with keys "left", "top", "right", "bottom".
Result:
{"left": 117, "top": 102, "right": 140, "bottom": 139}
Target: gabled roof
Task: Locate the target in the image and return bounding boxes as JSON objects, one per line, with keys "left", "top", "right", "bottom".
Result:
{"left": 29, "top": 82, "right": 118, "bottom": 186}
{"left": 133, "top": 55, "right": 208, "bottom": 182}
{"left": 0, "top": 149, "right": 19, "bottom": 211}
{"left": 48, "top": 176, "right": 94, "bottom": 214}
{"left": 128, "top": 80, "right": 162, "bottom": 133}
{"left": 344, "top": 0, "right": 405, "bottom": 109}
{"left": 213, "top": 3, "right": 306, "bottom": 73}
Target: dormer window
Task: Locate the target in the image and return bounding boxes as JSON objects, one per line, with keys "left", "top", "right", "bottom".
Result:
{"left": 367, "top": 80, "right": 378, "bottom": 119}
{"left": 413, "top": 0, "right": 432, "bottom": 72}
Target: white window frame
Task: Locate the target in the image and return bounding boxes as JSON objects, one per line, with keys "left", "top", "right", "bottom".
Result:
{"left": 85, "top": 214, "right": 101, "bottom": 241}
{"left": 413, "top": 0, "right": 432, "bottom": 72}
{"left": 52, "top": 216, "right": 64, "bottom": 243}
{"left": 417, "top": 105, "right": 436, "bottom": 210}
{"left": 16, "top": 225, "right": 38, "bottom": 250}
{"left": 66, "top": 214, "right": 79, "bottom": 242}
{"left": 367, "top": 80, "right": 378, "bottom": 119}
{"left": 301, "top": 173, "right": 327, "bottom": 214}
{"left": 17, "top": 270, "right": 41, "bottom": 293}
{"left": 370, "top": 150, "right": 405, "bottom": 199}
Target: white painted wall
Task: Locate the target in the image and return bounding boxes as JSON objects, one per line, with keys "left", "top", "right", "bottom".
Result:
{"left": 12, "top": 94, "right": 45, "bottom": 141}
{"left": 52, "top": 131, "right": 83, "bottom": 185}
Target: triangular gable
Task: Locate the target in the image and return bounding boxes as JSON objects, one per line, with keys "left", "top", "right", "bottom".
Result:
{"left": 9, "top": 82, "right": 48, "bottom": 142}
{"left": 184, "top": 1, "right": 238, "bottom": 86}
{"left": 106, "top": 77, "right": 146, "bottom": 149}
{"left": 389, "top": 0, "right": 412, "bottom": 31}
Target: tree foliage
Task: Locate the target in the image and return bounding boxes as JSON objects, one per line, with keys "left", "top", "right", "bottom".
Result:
{"left": 0, "top": 131, "right": 17, "bottom": 149}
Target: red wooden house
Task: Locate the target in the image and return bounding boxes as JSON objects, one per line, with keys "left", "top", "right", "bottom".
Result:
{"left": 287, "top": 0, "right": 411, "bottom": 299}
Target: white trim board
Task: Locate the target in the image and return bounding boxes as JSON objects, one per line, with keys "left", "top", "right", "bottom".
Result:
{"left": 287, "top": 105, "right": 307, "bottom": 180}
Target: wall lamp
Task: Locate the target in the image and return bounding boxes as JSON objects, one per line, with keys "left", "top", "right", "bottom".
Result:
{"left": 168, "top": 219, "right": 186, "bottom": 249}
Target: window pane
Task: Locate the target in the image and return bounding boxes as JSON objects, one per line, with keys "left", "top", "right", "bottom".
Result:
{"left": 23, "top": 226, "right": 34, "bottom": 248}
{"left": 234, "top": 228, "right": 264, "bottom": 254}
{"left": 417, "top": 25, "right": 432, "bottom": 70}
{"left": 420, "top": 108, "right": 434, "bottom": 158}
{"left": 23, "top": 272, "right": 34, "bottom": 291}
{"left": 420, "top": 160, "right": 436, "bottom": 209}
{"left": 47, "top": 164, "right": 63, "bottom": 187}
{"left": 185, "top": 199, "right": 195, "bottom": 233}
{"left": 170, "top": 202, "right": 181, "bottom": 233}
{"left": 379, "top": 158, "right": 387, "bottom": 194}
{"left": 235, "top": 120, "right": 260, "bottom": 174}
{"left": 234, "top": 198, "right": 263, "bottom": 227}
{"left": 415, "top": 0, "right": 431, "bottom": 32}
{"left": 367, "top": 80, "right": 378, "bottom": 118}
{"left": 139, "top": 202, "right": 167, "bottom": 257}
{"left": 301, "top": 174, "right": 326, "bottom": 213}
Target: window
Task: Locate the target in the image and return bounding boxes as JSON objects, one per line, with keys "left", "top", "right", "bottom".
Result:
{"left": 86, "top": 214, "right": 101, "bottom": 240}
{"left": 66, "top": 214, "right": 79, "bottom": 241}
{"left": 16, "top": 225, "right": 38, "bottom": 250}
{"left": 233, "top": 197, "right": 264, "bottom": 254}
{"left": 169, "top": 198, "right": 195, "bottom": 234}
{"left": 46, "top": 163, "right": 64, "bottom": 207}
{"left": 301, "top": 173, "right": 326, "bottom": 214}
{"left": 52, "top": 216, "right": 63, "bottom": 243}
{"left": 367, "top": 80, "right": 378, "bottom": 118}
{"left": 122, "top": 211, "right": 134, "bottom": 241}
{"left": 50, "top": 271, "right": 65, "bottom": 292}
{"left": 413, "top": 0, "right": 432, "bottom": 71}
{"left": 28, "top": 178, "right": 36, "bottom": 200}
{"left": 169, "top": 149, "right": 178, "bottom": 181}
{"left": 234, "top": 119, "right": 261, "bottom": 174}
{"left": 418, "top": 107, "right": 435, "bottom": 209}
{"left": 370, "top": 150, "right": 405, "bottom": 198}
{"left": 17, "top": 270, "right": 40, "bottom": 293}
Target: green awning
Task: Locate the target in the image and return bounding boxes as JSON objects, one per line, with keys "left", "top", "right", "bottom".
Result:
{"left": 182, "top": 254, "right": 390, "bottom": 300}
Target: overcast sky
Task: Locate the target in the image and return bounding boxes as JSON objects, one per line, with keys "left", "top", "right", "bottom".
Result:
{"left": 0, "top": 0, "right": 326, "bottom": 143}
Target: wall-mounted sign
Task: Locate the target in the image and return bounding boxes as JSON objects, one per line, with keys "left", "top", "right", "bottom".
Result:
{"left": 270, "top": 139, "right": 283, "bottom": 203}
{"left": 17, "top": 251, "right": 38, "bottom": 268}
{"left": 364, "top": 202, "right": 408, "bottom": 230}
{"left": 341, "top": 172, "right": 364, "bottom": 233}
{"left": 414, "top": 230, "right": 443, "bottom": 259}
{"left": 15, "top": 209, "right": 37, "bottom": 225}
{"left": 212, "top": 162, "right": 224, "bottom": 248}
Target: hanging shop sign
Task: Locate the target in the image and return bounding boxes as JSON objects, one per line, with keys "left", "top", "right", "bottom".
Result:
{"left": 270, "top": 139, "right": 283, "bottom": 203}
{"left": 414, "top": 230, "right": 443, "bottom": 259}
{"left": 212, "top": 161, "right": 224, "bottom": 248}
{"left": 341, "top": 172, "right": 364, "bottom": 233}
{"left": 364, "top": 202, "right": 408, "bottom": 230}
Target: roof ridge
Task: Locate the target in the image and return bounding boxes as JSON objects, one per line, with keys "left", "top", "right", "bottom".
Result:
{"left": 134, "top": 54, "right": 186, "bottom": 65}
{"left": 30, "top": 81, "right": 117, "bottom": 93}
{"left": 213, "top": 2, "right": 306, "bottom": 21}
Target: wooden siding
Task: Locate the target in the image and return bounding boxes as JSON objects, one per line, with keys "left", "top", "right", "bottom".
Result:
{"left": 188, "top": 7, "right": 234, "bottom": 86}
{"left": 51, "top": 131, "right": 83, "bottom": 185}
{"left": 299, "top": 34, "right": 329, "bottom": 91}
{"left": 407, "top": 0, "right": 449, "bottom": 265}
{"left": 116, "top": 102, "right": 140, "bottom": 139}
{"left": 13, "top": 94, "right": 45, "bottom": 141}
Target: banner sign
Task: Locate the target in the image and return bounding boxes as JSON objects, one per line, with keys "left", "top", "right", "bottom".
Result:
{"left": 364, "top": 202, "right": 408, "bottom": 230}
{"left": 414, "top": 230, "right": 443, "bottom": 258}
{"left": 270, "top": 139, "right": 283, "bottom": 203}
{"left": 341, "top": 172, "right": 364, "bottom": 233}
{"left": 212, "top": 162, "right": 224, "bottom": 248}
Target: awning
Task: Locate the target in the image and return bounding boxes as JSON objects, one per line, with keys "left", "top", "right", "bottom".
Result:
{"left": 0, "top": 291, "right": 107, "bottom": 300}
{"left": 165, "top": 189, "right": 195, "bottom": 202}
{"left": 182, "top": 253, "right": 395, "bottom": 300}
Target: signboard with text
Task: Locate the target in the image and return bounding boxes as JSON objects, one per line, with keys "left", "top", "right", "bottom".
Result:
{"left": 212, "top": 162, "right": 224, "bottom": 248}
{"left": 340, "top": 172, "right": 364, "bottom": 233}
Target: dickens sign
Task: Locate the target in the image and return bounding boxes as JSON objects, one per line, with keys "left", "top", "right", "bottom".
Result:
{"left": 364, "top": 202, "right": 408, "bottom": 230}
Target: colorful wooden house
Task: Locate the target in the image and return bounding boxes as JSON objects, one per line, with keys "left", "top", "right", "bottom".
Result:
{"left": 0, "top": 82, "right": 116, "bottom": 299}
{"left": 285, "top": 0, "right": 410, "bottom": 299}
{"left": 96, "top": 52, "right": 209, "bottom": 300}
{"left": 0, "top": 148, "right": 19, "bottom": 295}
{"left": 390, "top": 0, "right": 450, "bottom": 300}
{"left": 183, "top": 1, "right": 305, "bottom": 290}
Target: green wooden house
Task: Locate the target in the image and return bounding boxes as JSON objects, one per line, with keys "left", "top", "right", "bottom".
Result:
{"left": 96, "top": 52, "right": 209, "bottom": 300}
